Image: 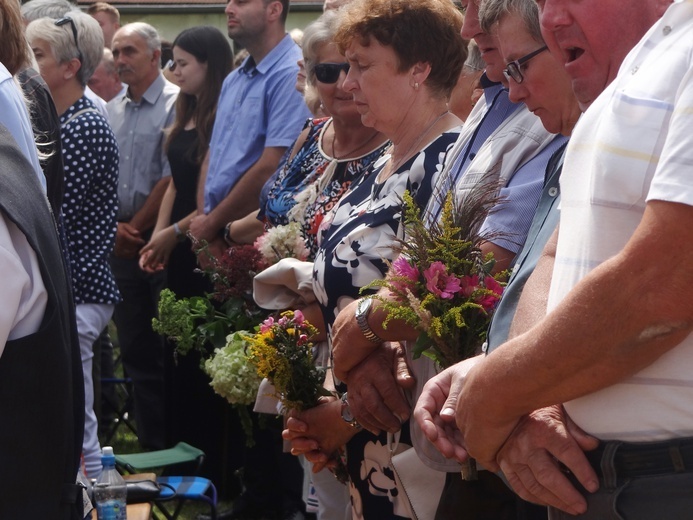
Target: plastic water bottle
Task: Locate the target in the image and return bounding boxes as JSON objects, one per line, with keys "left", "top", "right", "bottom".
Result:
{"left": 93, "top": 446, "right": 127, "bottom": 520}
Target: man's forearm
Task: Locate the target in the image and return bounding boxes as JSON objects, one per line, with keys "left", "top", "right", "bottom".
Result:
{"left": 464, "top": 200, "right": 693, "bottom": 423}
{"left": 130, "top": 177, "right": 171, "bottom": 233}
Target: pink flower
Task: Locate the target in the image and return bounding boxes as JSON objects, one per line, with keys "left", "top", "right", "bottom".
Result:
{"left": 423, "top": 261, "right": 462, "bottom": 299}
{"left": 459, "top": 275, "right": 480, "bottom": 298}
{"left": 293, "top": 310, "right": 305, "bottom": 326}
{"left": 260, "top": 316, "right": 275, "bottom": 333}
{"left": 476, "top": 276, "right": 503, "bottom": 311}
{"left": 391, "top": 257, "right": 420, "bottom": 294}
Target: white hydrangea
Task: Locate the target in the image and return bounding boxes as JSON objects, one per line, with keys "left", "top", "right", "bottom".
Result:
{"left": 204, "top": 331, "right": 262, "bottom": 406}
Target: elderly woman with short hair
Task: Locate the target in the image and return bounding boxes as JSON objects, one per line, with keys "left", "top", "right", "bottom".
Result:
{"left": 26, "top": 11, "right": 120, "bottom": 479}
{"left": 284, "top": 0, "right": 466, "bottom": 517}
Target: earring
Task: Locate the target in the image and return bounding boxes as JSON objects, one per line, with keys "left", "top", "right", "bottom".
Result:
{"left": 414, "top": 82, "right": 419, "bottom": 90}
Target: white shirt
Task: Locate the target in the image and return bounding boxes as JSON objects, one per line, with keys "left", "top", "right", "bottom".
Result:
{"left": 548, "top": 0, "right": 693, "bottom": 441}
{"left": 0, "top": 211, "right": 46, "bottom": 358}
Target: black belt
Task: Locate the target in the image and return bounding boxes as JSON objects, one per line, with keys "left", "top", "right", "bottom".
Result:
{"left": 585, "top": 437, "right": 693, "bottom": 479}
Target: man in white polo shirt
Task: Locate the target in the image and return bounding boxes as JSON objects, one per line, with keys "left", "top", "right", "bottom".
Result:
{"left": 417, "top": 0, "right": 693, "bottom": 518}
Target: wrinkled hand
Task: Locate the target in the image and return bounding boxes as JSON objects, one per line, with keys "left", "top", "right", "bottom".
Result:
{"left": 331, "top": 299, "right": 380, "bottom": 383}
{"left": 413, "top": 356, "right": 482, "bottom": 463}
{"left": 455, "top": 362, "right": 522, "bottom": 469}
{"left": 188, "top": 214, "right": 218, "bottom": 244}
{"left": 282, "top": 397, "right": 359, "bottom": 473}
{"left": 347, "top": 342, "right": 415, "bottom": 434}
{"left": 496, "top": 405, "right": 599, "bottom": 515}
{"left": 114, "top": 222, "right": 145, "bottom": 259}
{"left": 139, "top": 227, "right": 177, "bottom": 273}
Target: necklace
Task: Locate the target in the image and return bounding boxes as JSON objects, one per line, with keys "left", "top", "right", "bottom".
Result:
{"left": 329, "top": 119, "right": 382, "bottom": 160}
{"left": 386, "top": 110, "right": 450, "bottom": 176}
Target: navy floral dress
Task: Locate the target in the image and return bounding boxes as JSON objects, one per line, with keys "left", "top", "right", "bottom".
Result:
{"left": 313, "top": 128, "right": 461, "bottom": 518}
{"left": 260, "top": 117, "right": 389, "bottom": 258}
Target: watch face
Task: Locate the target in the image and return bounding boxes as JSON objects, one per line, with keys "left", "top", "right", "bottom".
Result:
{"left": 342, "top": 405, "right": 355, "bottom": 423}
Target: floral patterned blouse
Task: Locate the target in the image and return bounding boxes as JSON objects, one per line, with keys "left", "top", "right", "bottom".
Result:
{"left": 260, "top": 117, "right": 389, "bottom": 258}
{"left": 312, "top": 128, "right": 460, "bottom": 518}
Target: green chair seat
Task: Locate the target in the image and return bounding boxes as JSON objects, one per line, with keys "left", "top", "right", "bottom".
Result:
{"left": 115, "top": 442, "right": 205, "bottom": 475}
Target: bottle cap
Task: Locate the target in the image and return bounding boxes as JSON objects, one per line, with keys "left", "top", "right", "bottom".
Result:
{"left": 101, "top": 446, "right": 116, "bottom": 465}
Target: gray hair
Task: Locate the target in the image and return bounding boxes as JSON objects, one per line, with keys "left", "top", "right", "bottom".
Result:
{"left": 26, "top": 10, "right": 104, "bottom": 86}
{"left": 463, "top": 40, "right": 484, "bottom": 72}
{"left": 101, "top": 47, "right": 116, "bottom": 75}
{"left": 119, "top": 22, "right": 161, "bottom": 55}
{"left": 20, "top": 0, "right": 74, "bottom": 22}
{"left": 301, "top": 10, "right": 341, "bottom": 86}
{"left": 479, "top": 0, "right": 543, "bottom": 43}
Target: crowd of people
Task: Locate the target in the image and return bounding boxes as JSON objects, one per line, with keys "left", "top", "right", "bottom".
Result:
{"left": 0, "top": 0, "right": 691, "bottom": 518}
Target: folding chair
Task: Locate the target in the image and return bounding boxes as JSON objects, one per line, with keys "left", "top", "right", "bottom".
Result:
{"left": 115, "top": 443, "right": 215, "bottom": 520}
{"left": 115, "top": 442, "right": 205, "bottom": 476}
{"left": 99, "top": 376, "right": 137, "bottom": 444}
{"left": 154, "top": 476, "right": 218, "bottom": 520}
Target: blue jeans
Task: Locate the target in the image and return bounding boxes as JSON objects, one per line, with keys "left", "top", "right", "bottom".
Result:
{"left": 550, "top": 440, "right": 693, "bottom": 520}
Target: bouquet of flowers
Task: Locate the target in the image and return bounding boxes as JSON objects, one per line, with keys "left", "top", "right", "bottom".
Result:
{"left": 244, "top": 310, "right": 331, "bottom": 411}
{"left": 204, "top": 331, "right": 263, "bottom": 445}
{"left": 153, "top": 243, "right": 266, "bottom": 358}
{"left": 254, "top": 222, "right": 310, "bottom": 266}
{"left": 368, "top": 188, "right": 507, "bottom": 480}
{"left": 369, "top": 189, "right": 506, "bottom": 369}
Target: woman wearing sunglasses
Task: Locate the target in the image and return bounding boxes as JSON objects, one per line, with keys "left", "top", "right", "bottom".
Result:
{"left": 26, "top": 12, "right": 120, "bottom": 480}
{"left": 283, "top": 0, "right": 466, "bottom": 517}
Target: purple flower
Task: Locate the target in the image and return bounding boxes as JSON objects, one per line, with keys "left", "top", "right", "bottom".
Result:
{"left": 423, "top": 261, "right": 462, "bottom": 299}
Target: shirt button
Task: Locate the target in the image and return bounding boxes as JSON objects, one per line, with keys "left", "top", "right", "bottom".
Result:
{"left": 548, "top": 187, "right": 558, "bottom": 197}
{"left": 663, "top": 25, "right": 672, "bottom": 35}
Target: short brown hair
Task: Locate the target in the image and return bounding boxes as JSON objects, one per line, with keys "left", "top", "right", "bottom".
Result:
{"left": 87, "top": 1, "right": 120, "bottom": 24}
{"left": 334, "top": 0, "right": 466, "bottom": 98}
{"left": 0, "top": 0, "right": 32, "bottom": 74}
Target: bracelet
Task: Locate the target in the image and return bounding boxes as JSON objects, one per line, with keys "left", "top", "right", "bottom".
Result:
{"left": 172, "top": 222, "right": 186, "bottom": 242}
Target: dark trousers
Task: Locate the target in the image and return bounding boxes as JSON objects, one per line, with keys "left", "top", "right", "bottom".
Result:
{"left": 550, "top": 439, "right": 693, "bottom": 520}
{"left": 111, "top": 255, "right": 166, "bottom": 450}
{"left": 435, "top": 471, "right": 547, "bottom": 520}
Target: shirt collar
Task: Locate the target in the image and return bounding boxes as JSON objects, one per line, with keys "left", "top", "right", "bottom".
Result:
{"left": 239, "top": 34, "right": 297, "bottom": 77}
{"left": 124, "top": 73, "right": 167, "bottom": 105}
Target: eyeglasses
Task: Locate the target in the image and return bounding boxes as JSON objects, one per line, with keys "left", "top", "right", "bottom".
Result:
{"left": 503, "top": 45, "right": 548, "bottom": 84}
{"left": 54, "top": 16, "right": 83, "bottom": 65}
{"left": 314, "top": 62, "right": 350, "bottom": 84}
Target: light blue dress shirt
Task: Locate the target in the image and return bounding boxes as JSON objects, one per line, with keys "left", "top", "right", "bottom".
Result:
{"left": 203, "top": 34, "right": 311, "bottom": 213}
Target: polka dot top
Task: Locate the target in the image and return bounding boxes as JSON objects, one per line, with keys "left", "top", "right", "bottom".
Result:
{"left": 59, "top": 96, "right": 121, "bottom": 305}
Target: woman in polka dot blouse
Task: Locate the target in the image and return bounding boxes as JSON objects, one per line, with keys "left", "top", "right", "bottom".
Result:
{"left": 27, "top": 12, "right": 120, "bottom": 480}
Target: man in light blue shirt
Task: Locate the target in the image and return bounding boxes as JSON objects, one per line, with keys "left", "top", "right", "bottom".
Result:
{"left": 190, "top": 0, "right": 310, "bottom": 257}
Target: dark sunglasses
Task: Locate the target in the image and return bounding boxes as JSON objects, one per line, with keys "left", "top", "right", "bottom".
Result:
{"left": 503, "top": 45, "right": 548, "bottom": 84}
{"left": 54, "top": 16, "right": 83, "bottom": 65}
{"left": 314, "top": 62, "right": 350, "bottom": 84}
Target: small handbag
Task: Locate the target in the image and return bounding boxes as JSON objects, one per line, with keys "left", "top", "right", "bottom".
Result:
{"left": 125, "top": 479, "right": 166, "bottom": 504}
{"left": 388, "top": 431, "right": 446, "bottom": 520}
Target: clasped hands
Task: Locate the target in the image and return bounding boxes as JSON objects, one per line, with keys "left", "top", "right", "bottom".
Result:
{"left": 413, "top": 359, "right": 600, "bottom": 515}
{"left": 282, "top": 341, "right": 415, "bottom": 472}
